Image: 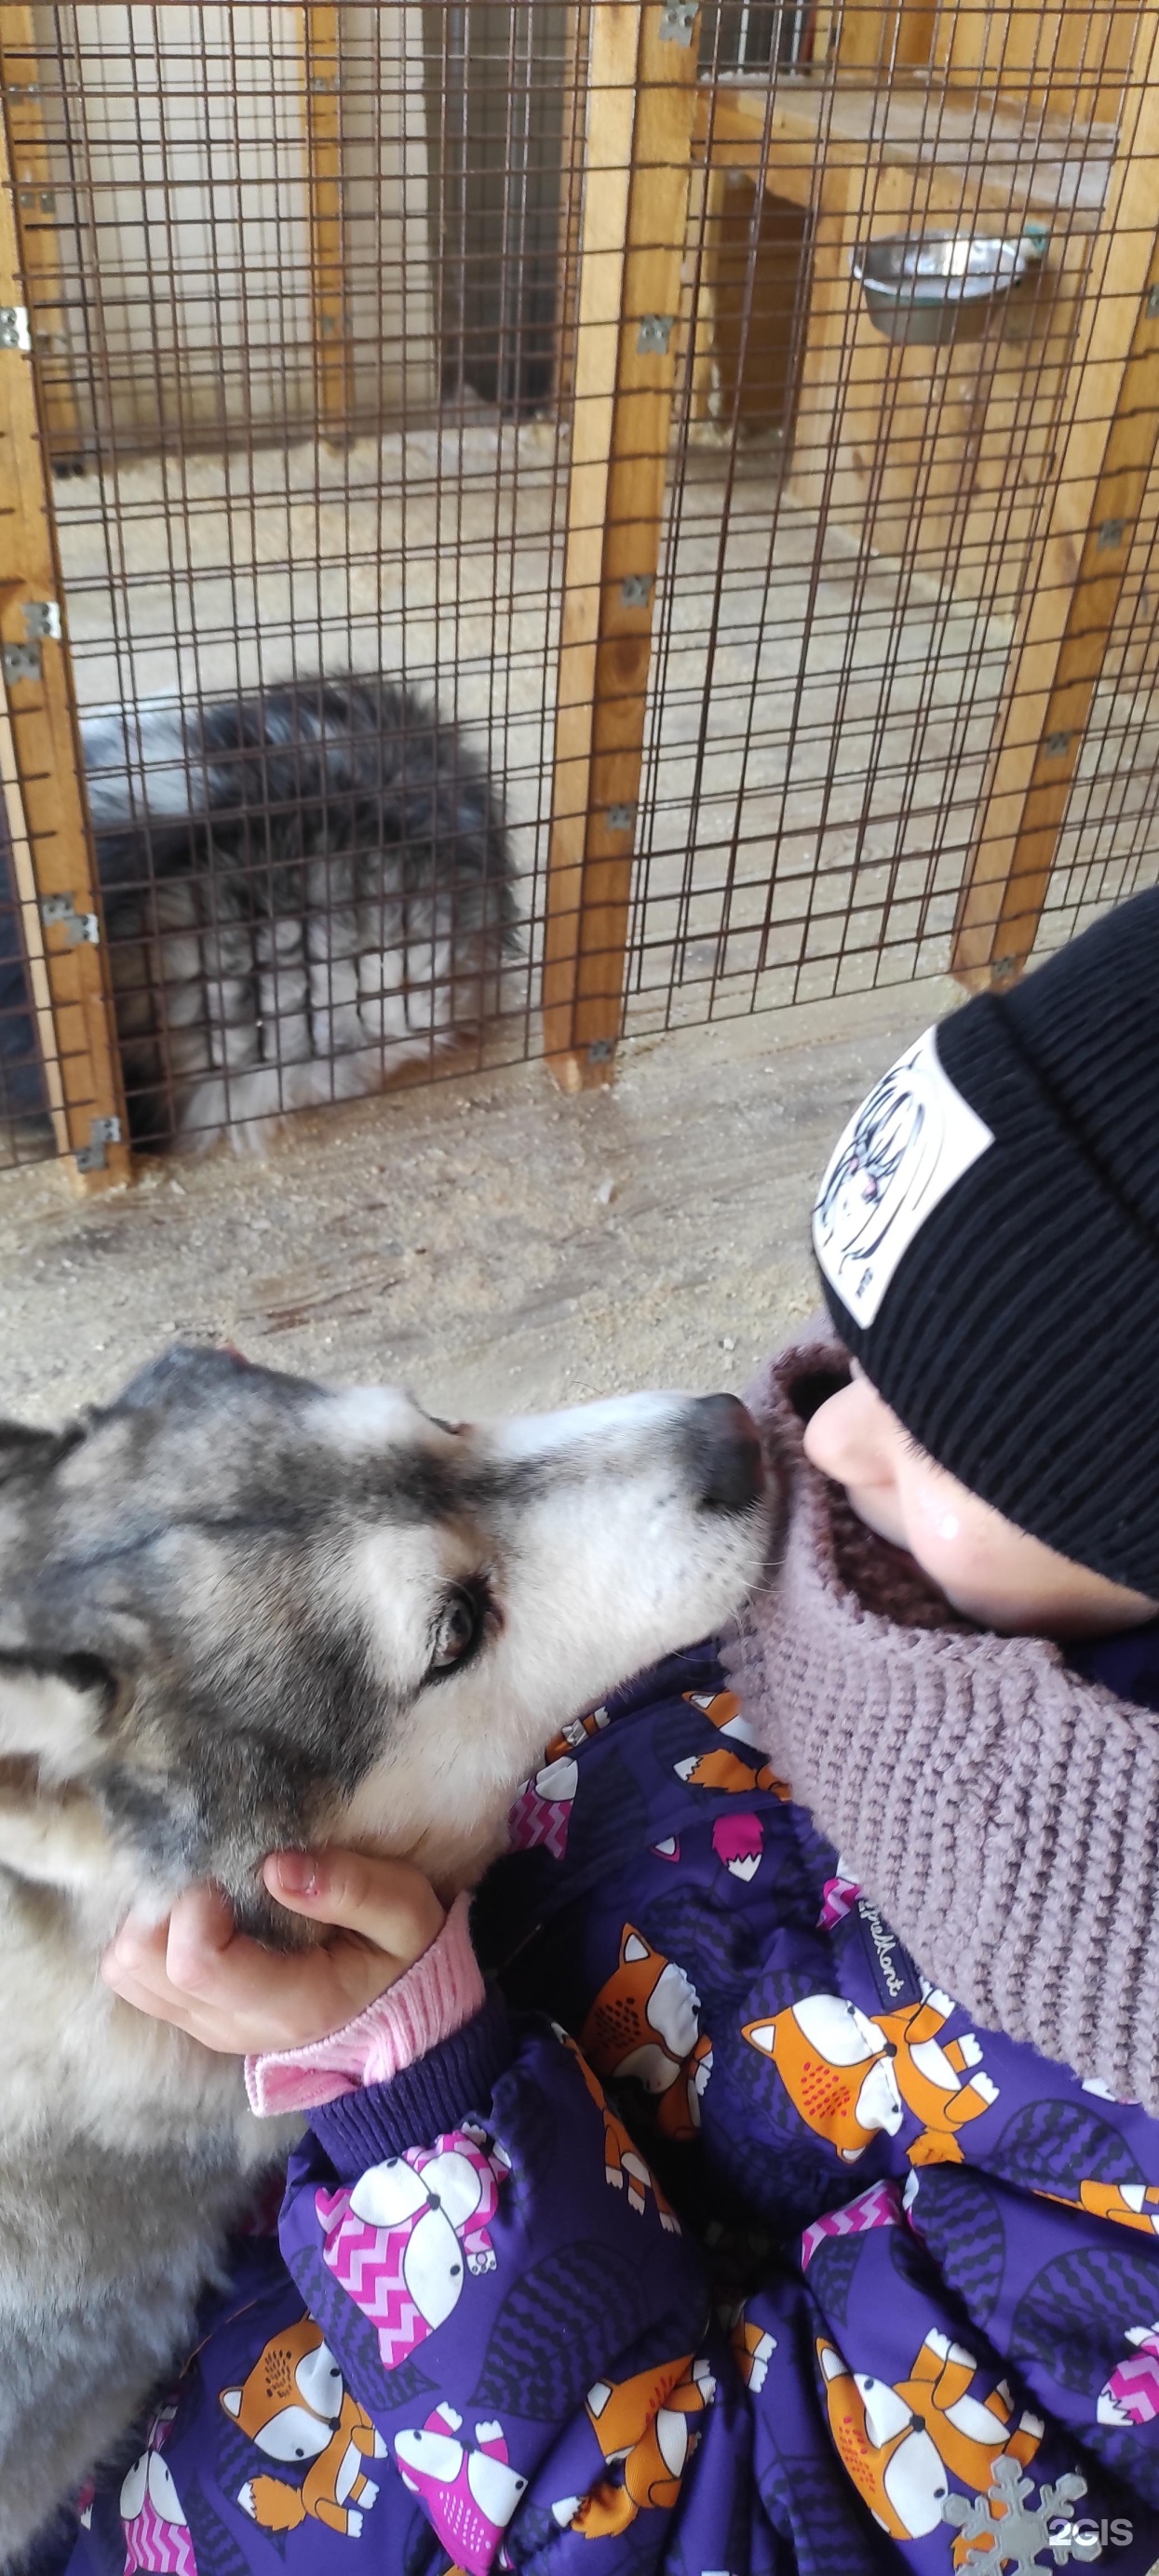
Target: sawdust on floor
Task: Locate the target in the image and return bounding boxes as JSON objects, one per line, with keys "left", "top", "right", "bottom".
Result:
{"left": 0, "top": 977, "right": 958, "bottom": 1426}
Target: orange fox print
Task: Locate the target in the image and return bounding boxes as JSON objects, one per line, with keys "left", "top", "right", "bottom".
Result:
{"left": 580, "top": 1926, "right": 713, "bottom": 2140}
{"left": 220, "top": 2316, "right": 385, "bottom": 2539}
{"left": 724, "top": 2305, "right": 776, "bottom": 2395}
{"left": 1036, "top": 2177, "right": 1159, "bottom": 2234}
{"left": 543, "top": 1706, "right": 612, "bottom": 1764}
{"left": 678, "top": 1690, "right": 791, "bottom": 1799}
{"left": 881, "top": 1990, "right": 1000, "bottom": 2166}
{"left": 552, "top": 2026, "right": 679, "bottom": 2231}
{"left": 743, "top": 1985, "right": 998, "bottom": 2166}
{"left": 816, "top": 2327, "right": 1043, "bottom": 2542}
{"left": 1079, "top": 2180, "right": 1159, "bottom": 2232}
{"left": 552, "top": 2354, "right": 716, "bottom": 2539}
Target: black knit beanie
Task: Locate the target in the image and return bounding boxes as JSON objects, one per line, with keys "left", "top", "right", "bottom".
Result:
{"left": 812, "top": 888, "right": 1159, "bottom": 1596}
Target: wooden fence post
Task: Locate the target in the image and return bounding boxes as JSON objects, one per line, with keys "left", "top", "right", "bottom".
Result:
{"left": 952, "top": 12, "right": 1159, "bottom": 986}
{"left": 554, "top": 2, "right": 594, "bottom": 413}
{"left": 299, "top": 5, "right": 353, "bottom": 446}
{"left": 0, "top": 114, "right": 129, "bottom": 1189}
{"left": 0, "top": 6, "right": 83, "bottom": 469}
{"left": 544, "top": 0, "right": 701, "bottom": 1092}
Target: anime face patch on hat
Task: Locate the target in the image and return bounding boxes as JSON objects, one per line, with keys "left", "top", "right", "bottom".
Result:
{"left": 813, "top": 1025, "right": 993, "bottom": 1327}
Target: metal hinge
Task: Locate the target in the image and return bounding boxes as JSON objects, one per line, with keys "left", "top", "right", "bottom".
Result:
{"left": 23, "top": 601, "right": 61, "bottom": 640}
{"left": 2, "top": 602, "right": 61, "bottom": 685}
{"left": 2, "top": 642, "right": 40, "bottom": 683}
{"left": 637, "top": 313, "right": 675, "bottom": 356}
{"left": 41, "top": 892, "right": 101, "bottom": 947}
{"left": 606, "top": 803, "right": 637, "bottom": 832}
{"left": 0, "top": 305, "right": 32, "bottom": 353}
{"left": 75, "top": 1115, "right": 122, "bottom": 1174}
{"left": 658, "top": 0, "right": 699, "bottom": 41}
{"left": 621, "top": 574, "right": 654, "bottom": 607}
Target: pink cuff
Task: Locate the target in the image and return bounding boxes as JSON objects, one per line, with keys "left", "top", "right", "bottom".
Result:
{"left": 245, "top": 1890, "right": 485, "bottom": 2117}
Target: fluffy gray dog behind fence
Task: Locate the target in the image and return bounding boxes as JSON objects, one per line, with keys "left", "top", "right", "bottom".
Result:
{"left": 0, "top": 678, "right": 515, "bottom": 1153}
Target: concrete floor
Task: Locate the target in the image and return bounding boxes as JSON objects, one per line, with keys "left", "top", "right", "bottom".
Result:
{"left": 0, "top": 975, "right": 958, "bottom": 1427}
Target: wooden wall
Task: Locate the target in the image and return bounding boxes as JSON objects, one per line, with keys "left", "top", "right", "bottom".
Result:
{"left": 689, "top": 60, "right": 1157, "bottom": 650}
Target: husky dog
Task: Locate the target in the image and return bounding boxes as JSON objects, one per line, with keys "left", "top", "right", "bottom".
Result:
{"left": 0, "top": 1345, "right": 770, "bottom": 2562}
{"left": 0, "top": 680, "right": 513, "bottom": 1153}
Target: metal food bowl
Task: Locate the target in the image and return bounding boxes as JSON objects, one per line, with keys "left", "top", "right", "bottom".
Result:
{"left": 851, "top": 229, "right": 1048, "bottom": 347}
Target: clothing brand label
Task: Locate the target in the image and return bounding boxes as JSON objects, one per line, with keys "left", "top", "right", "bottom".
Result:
{"left": 813, "top": 1024, "right": 994, "bottom": 1327}
{"left": 856, "top": 1897, "right": 923, "bottom": 2010}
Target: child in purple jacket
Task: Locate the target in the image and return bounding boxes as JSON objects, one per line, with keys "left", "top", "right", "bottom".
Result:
{"left": 74, "top": 889, "right": 1159, "bottom": 2575}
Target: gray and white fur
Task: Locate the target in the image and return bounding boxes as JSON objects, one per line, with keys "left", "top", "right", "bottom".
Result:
{"left": 0, "top": 680, "right": 514, "bottom": 1153}
{"left": 0, "top": 1345, "right": 770, "bottom": 2563}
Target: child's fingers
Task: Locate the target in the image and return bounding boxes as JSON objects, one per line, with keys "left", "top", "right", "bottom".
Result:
{"left": 101, "top": 1855, "right": 446, "bottom": 2056}
{"left": 101, "top": 1944, "right": 189, "bottom": 2023}
{"left": 104, "top": 1889, "right": 308, "bottom": 2046}
{"left": 263, "top": 1849, "right": 445, "bottom": 1967}
{"left": 102, "top": 1909, "right": 168, "bottom": 1987}
{"left": 103, "top": 1885, "right": 257, "bottom": 2012}
{"left": 101, "top": 1916, "right": 204, "bottom": 2035}
{"left": 104, "top": 1885, "right": 235, "bottom": 1994}
{"left": 161, "top": 1887, "right": 342, "bottom": 2045}
{"left": 163, "top": 1881, "right": 276, "bottom": 2004}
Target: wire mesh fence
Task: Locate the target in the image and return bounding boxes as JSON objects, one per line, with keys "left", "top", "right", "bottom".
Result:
{"left": 623, "top": 0, "right": 1159, "bottom": 1029}
{"left": 1, "top": 0, "right": 1157, "bottom": 1176}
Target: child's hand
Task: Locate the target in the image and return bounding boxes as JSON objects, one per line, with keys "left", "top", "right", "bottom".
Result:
{"left": 101, "top": 1851, "right": 445, "bottom": 2057}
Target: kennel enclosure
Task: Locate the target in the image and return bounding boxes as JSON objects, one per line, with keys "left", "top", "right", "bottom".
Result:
{"left": 2, "top": 1, "right": 1159, "bottom": 1185}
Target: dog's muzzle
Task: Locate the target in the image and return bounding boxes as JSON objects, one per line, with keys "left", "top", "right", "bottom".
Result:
{"left": 687, "top": 1393, "right": 765, "bottom": 1513}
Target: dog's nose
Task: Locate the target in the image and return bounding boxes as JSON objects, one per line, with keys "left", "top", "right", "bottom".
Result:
{"left": 689, "top": 1393, "right": 765, "bottom": 1512}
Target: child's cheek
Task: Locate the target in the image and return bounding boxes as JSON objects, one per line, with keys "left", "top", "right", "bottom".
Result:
{"left": 904, "top": 1470, "right": 978, "bottom": 1590}
{"left": 909, "top": 1468, "right": 960, "bottom": 1547}
{"left": 905, "top": 1473, "right": 1032, "bottom": 1627}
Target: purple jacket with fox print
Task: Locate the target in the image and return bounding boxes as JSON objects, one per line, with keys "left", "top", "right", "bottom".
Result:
{"left": 56, "top": 1547, "right": 1159, "bottom": 2575}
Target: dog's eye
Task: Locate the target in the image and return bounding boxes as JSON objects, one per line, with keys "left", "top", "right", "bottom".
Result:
{"left": 428, "top": 1582, "right": 486, "bottom": 1676}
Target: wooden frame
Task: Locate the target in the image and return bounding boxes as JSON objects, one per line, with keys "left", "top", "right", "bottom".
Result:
{"left": 952, "top": 9, "right": 1159, "bottom": 983}
{"left": 546, "top": 7, "right": 1159, "bottom": 1061}
{"left": 0, "top": 6, "right": 82, "bottom": 469}
{"left": 299, "top": 5, "right": 353, "bottom": 446}
{"left": 4, "top": 0, "right": 1157, "bottom": 1171}
{"left": 544, "top": 0, "right": 702, "bottom": 1091}
{"left": 0, "top": 129, "right": 129, "bottom": 1189}
{"left": 553, "top": 0, "right": 594, "bottom": 414}
{"left": 649, "top": 44, "right": 1159, "bottom": 995}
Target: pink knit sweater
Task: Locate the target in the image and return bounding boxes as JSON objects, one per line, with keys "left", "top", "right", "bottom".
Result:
{"left": 247, "top": 1892, "right": 483, "bottom": 2115}
{"left": 724, "top": 1327, "right": 1159, "bottom": 2113}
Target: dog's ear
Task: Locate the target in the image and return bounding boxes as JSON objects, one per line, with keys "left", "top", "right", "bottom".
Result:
{"left": 0, "top": 1422, "right": 49, "bottom": 1478}
{"left": 110, "top": 1343, "right": 273, "bottom": 1413}
{"left": 0, "top": 1420, "right": 76, "bottom": 1483}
